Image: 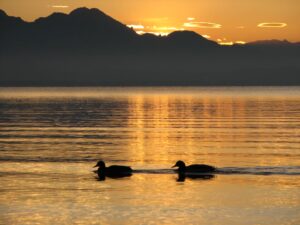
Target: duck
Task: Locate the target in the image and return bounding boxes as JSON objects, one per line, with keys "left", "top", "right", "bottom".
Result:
{"left": 172, "top": 160, "right": 216, "bottom": 174}
{"left": 94, "top": 160, "right": 133, "bottom": 179}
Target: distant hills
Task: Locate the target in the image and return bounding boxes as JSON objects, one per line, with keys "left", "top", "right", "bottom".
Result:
{"left": 0, "top": 7, "right": 300, "bottom": 86}
{"left": 246, "top": 39, "right": 300, "bottom": 47}
{"left": 0, "top": 7, "right": 218, "bottom": 51}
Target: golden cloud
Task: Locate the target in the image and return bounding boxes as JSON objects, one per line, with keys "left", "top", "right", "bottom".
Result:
{"left": 202, "top": 34, "right": 211, "bottom": 39}
{"left": 187, "top": 17, "right": 195, "bottom": 21}
{"left": 235, "top": 41, "right": 246, "bottom": 45}
{"left": 146, "top": 32, "right": 169, "bottom": 36}
{"left": 134, "top": 30, "right": 169, "bottom": 36}
{"left": 219, "top": 41, "right": 234, "bottom": 46}
{"left": 217, "top": 39, "right": 246, "bottom": 45}
{"left": 128, "top": 24, "right": 184, "bottom": 36}
{"left": 183, "top": 22, "right": 221, "bottom": 29}
{"left": 136, "top": 31, "right": 146, "bottom": 35}
{"left": 151, "top": 26, "right": 183, "bottom": 31}
{"left": 127, "top": 24, "right": 145, "bottom": 29}
{"left": 51, "top": 5, "right": 69, "bottom": 8}
{"left": 257, "top": 23, "right": 287, "bottom": 28}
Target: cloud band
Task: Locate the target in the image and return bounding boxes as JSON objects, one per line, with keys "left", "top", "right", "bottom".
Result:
{"left": 183, "top": 22, "right": 221, "bottom": 29}
{"left": 257, "top": 22, "right": 287, "bottom": 28}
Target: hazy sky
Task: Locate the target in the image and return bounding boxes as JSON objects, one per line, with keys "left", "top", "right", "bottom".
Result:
{"left": 1, "top": 0, "right": 299, "bottom": 43}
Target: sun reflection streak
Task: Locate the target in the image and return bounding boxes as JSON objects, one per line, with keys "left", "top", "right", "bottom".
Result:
{"left": 127, "top": 96, "right": 147, "bottom": 163}
{"left": 126, "top": 95, "right": 174, "bottom": 163}
{"left": 112, "top": 89, "right": 300, "bottom": 167}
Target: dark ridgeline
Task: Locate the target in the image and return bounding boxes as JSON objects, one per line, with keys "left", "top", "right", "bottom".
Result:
{"left": 0, "top": 7, "right": 300, "bottom": 86}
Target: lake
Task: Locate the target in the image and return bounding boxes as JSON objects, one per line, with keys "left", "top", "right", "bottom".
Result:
{"left": 0, "top": 87, "right": 299, "bottom": 225}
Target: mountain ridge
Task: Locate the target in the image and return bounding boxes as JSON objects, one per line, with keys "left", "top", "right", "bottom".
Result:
{"left": 1, "top": 8, "right": 299, "bottom": 47}
{"left": 0, "top": 8, "right": 219, "bottom": 49}
{"left": 0, "top": 7, "right": 299, "bottom": 86}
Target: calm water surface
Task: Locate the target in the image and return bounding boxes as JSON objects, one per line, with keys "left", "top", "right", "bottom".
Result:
{"left": 0, "top": 87, "right": 299, "bottom": 225}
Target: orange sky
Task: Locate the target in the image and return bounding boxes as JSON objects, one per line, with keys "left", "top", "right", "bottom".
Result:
{"left": 1, "top": 0, "right": 299, "bottom": 44}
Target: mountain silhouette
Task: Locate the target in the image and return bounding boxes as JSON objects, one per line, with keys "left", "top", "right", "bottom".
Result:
{"left": 167, "top": 31, "right": 216, "bottom": 44}
{"left": 34, "top": 7, "right": 137, "bottom": 41}
{"left": 0, "top": 8, "right": 299, "bottom": 86}
{"left": 1, "top": 7, "right": 142, "bottom": 51}
{"left": 0, "top": 7, "right": 218, "bottom": 52}
{"left": 0, "top": 9, "right": 24, "bottom": 26}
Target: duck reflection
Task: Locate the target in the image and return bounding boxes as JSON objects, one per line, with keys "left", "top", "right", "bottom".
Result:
{"left": 176, "top": 173, "right": 215, "bottom": 182}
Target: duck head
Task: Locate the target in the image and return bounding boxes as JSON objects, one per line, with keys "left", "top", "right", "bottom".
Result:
{"left": 94, "top": 160, "right": 106, "bottom": 169}
{"left": 172, "top": 160, "right": 186, "bottom": 170}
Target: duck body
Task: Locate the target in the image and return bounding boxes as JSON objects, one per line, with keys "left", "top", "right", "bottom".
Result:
{"left": 102, "top": 165, "right": 133, "bottom": 177}
{"left": 172, "top": 160, "right": 216, "bottom": 174}
{"left": 185, "top": 164, "right": 216, "bottom": 173}
{"left": 94, "top": 161, "right": 132, "bottom": 179}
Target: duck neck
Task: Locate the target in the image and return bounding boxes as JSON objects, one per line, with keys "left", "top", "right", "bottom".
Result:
{"left": 98, "top": 166, "right": 106, "bottom": 173}
{"left": 178, "top": 165, "right": 186, "bottom": 173}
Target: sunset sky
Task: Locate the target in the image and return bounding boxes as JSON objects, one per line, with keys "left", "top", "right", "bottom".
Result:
{"left": 1, "top": 0, "right": 299, "bottom": 44}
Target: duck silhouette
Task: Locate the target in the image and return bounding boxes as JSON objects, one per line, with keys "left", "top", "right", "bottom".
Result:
{"left": 172, "top": 160, "right": 216, "bottom": 174}
{"left": 94, "top": 160, "right": 132, "bottom": 180}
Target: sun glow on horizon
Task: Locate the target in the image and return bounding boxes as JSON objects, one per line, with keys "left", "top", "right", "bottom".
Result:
{"left": 219, "top": 41, "right": 234, "bottom": 46}
{"left": 202, "top": 34, "right": 211, "bottom": 39}
{"left": 235, "top": 41, "right": 246, "bottom": 45}
{"left": 187, "top": 17, "right": 195, "bottom": 21}
{"left": 127, "top": 24, "right": 145, "bottom": 29}
{"left": 127, "top": 24, "right": 185, "bottom": 36}
{"left": 218, "top": 40, "right": 247, "bottom": 45}
{"left": 129, "top": 23, "right": 246, "bottom": 43}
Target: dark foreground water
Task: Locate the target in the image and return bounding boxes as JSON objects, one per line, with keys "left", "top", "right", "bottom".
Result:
{"left": 0, "top": 87, "right": 299, "bottom": 225}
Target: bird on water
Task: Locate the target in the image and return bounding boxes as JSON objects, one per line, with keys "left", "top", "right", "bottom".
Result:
{"left": 172, "top": 160, "right": 216, "bottom": 174}
{"left": 94, "top": 160, "right": 133, "bottom": 179}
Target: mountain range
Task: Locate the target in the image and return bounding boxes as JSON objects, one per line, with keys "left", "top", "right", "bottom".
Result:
{"left": 1, "top": 7, "right": 300, "bottom": 86}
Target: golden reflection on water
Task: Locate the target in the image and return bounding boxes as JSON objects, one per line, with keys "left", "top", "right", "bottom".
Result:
{"left": 0, "top": 162, "right": 299, "bottom": 225}
{"left": 121, "top": 90, "right": 300, "bottom": 167}
{"left": 0, "top": 87, "right": 300, "bottom": 224}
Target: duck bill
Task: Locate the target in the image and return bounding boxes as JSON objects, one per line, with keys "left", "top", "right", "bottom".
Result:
{"left": 93, "top": 164, "right": 98, "bottom": 168}
{"left": 171, "top": 164, "right": 177, "bottom": 168}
